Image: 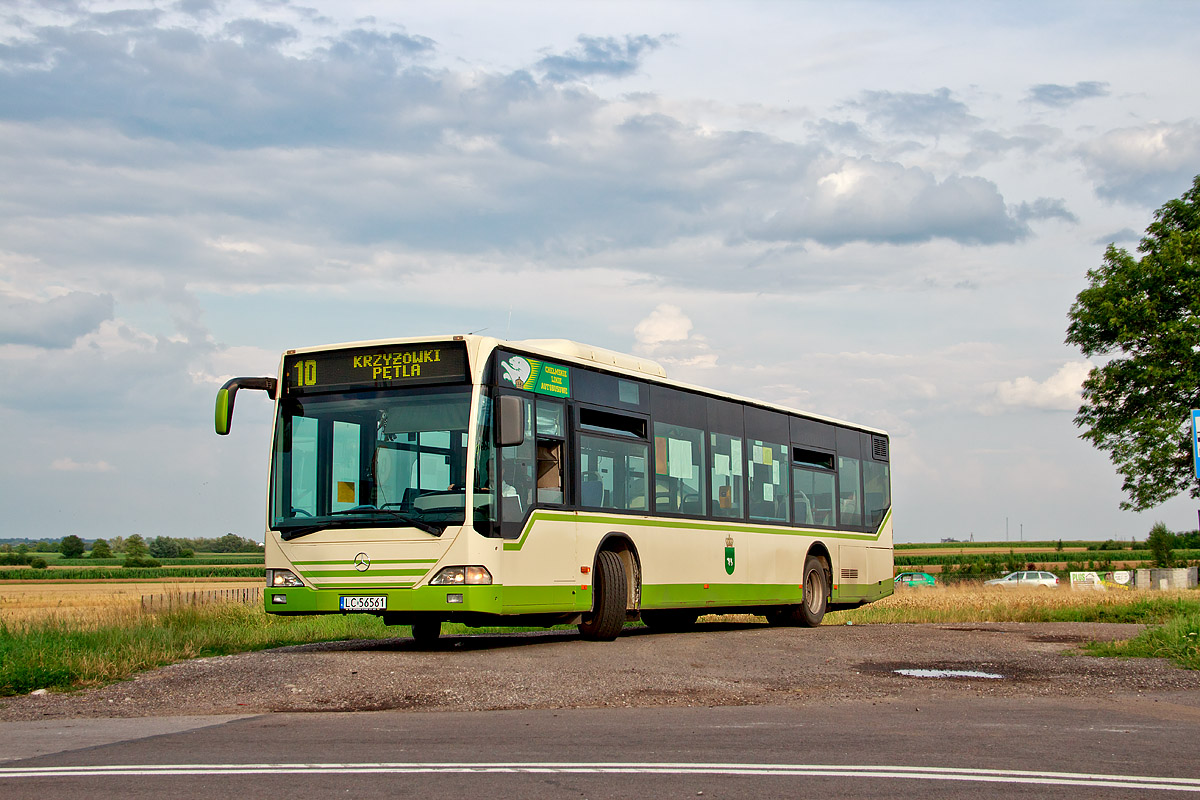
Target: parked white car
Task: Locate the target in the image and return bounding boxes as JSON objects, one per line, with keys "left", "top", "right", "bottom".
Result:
{"left": 985, "top": 570, "right": 1059, "bottom": 588}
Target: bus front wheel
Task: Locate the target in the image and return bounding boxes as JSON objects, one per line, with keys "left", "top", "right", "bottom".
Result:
{"left": 578, "top": 550, "right": 627, "bottom": 641}
{"left": 411, "top": 619, "right": 441, "bottom": 644}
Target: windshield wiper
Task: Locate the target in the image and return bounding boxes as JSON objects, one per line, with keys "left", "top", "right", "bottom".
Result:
{"left": 275, "top": 508, "right": 445, "bottom": 540}
{"left": 329, "top": 506, "right": 444, "bottom": 535}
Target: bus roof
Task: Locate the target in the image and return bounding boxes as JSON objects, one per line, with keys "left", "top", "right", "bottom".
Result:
{"left": 282, "top": 334, "right": 888, "bottom": 437}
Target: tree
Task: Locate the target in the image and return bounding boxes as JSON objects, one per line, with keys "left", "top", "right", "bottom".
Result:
{"left": 1066, "top": 175, "right": 1200, "bottom": 510}
{"left": 1147, "top": 521, "right": 1175, "bottom": 567}
{"left": 212, "top": 532, "right": 261, "bottom": 553}
{"left": 124, "top": 534, "right": 149, "bottom": 559}
{"left": 59, "top": 535, "right": 86, "bottom": 559}
{"left": 90, "top": 538, "right": 113, "bottom": 559}
{"left": 149, "top": 536, "right": 181, "bottom": 559}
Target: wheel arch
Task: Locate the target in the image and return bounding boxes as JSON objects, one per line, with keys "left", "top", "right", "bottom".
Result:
{"left": 805, "top": 540, "right": 833, "bottom": 584}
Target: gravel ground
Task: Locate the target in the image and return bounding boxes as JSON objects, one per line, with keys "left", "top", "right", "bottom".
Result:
{"left": 3, "top": 621, "right": 1198, "bottom": 721}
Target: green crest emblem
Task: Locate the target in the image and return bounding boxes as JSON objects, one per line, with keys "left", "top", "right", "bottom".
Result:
{"left": 724, "top": 535, "right": 735, "bottom": 575}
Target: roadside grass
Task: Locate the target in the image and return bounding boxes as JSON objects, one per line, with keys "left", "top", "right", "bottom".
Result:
{"left": 0, "top": 603, "right": 398, "bottom": 696}
{"left": 1084, "top": 611, "right": 1200, "bottom": 669}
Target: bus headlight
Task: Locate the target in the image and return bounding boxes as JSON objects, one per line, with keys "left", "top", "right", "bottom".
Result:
{"left": 267, "top": 569, "right": 305, "bottom": 587}
{"left": 430, "top": 566, "right": 493, "bottom": 585}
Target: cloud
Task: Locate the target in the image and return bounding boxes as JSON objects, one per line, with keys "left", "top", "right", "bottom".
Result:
{"left": 51, "top": 457, "right": 115, "bottom": 473}
{"left": 1012, "top": 197, "right": 1078, "bottom": 224}
{"left": 1093, "top": 228, "right": 1139, "bottom": 246}
{"left": 537, "top": 34, "right": 670, "bottom": 83}
{"left": 987, "top": 362, "right": 1092, "bottom": 413}
{"left": 1080, "top": 120, "right": 1200, "bottom": 205}
{"left": 746, "top": 158, "right": 1027, "bottom": 246}
{"left": 847, "top": 88, "right": 979, "bottom": 138}
{"left": 0, "top": 15, "right": 439, "bottom": 148}
{"left": 1026, "top": 81, "right": 1109, "bottom": 108}
{"left": 0, "top": 290, "right": 114, "bottom": 348}
{"left": 632, "top": 304, "right": 718, "bottom": 369}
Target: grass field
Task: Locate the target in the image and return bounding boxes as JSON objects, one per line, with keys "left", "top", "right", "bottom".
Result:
{"left": 1, "top": 583, "right": 1197, "bottom": 697}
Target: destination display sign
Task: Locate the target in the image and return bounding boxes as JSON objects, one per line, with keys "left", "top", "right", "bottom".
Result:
{"left": 284, "top": 342, "right": 468, "bottom": 391}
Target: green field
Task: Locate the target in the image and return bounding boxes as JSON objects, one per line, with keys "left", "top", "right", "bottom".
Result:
{"left": 0, "top": 566, "right": 263, "bottom": 580}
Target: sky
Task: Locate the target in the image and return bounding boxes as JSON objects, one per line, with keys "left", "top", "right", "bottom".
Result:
{"left": 2, "top": 0, "right": 1200, "bottom": 544}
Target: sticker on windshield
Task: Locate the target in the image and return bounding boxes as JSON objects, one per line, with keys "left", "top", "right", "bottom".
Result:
{"left": 500, "top": 355, "right": 570, "bottom": 398}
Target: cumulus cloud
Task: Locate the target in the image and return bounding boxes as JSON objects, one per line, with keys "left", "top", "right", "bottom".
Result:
{"left": 1012, "top": 197, "right": 1078, "bottom": 224}
{"left": 632, "top": 304, "right": 718, "bottom": 369}
{"left": 987, "top": 362, "right": 1092, "bottom": 413}
{"left": 0, "top": 291, "right": 114, "bottom": 348}
{"left": 537, "top": 34, "right": 670, "bottom": 83}
{"left": 848, "top": 88, "right": 979, "bottom": 138}
{"left": 747, "top": 158, "right": 1027, "bottom": 246}
{"left": 1080, "top": 120, "right": 1200, "bottom": 205}
{"left": 1025, "top": 81, "right": 1110, "bottom": 108}
{"left": 1093, "top": 228, "right": 1139, "bottom": 246}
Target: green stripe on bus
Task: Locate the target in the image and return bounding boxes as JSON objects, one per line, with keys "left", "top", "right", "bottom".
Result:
{"left": 642, "top": 582, "right": 805, "bottom": 607}
{"left": 299, "top": 569, "right": 431, "bottom": 578}
{"left": 503, "top": 507, "right": 892, "bottom": 551}
{"left": 292, "top": 559, "right": 439, "bottom": 566}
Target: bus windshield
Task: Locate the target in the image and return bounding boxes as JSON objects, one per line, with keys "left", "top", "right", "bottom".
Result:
{"left": 270, "top": 386, "right": 474, "bottom": 538}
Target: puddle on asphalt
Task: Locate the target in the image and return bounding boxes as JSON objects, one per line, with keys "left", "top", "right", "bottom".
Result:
{"left": 894, "top": 668, "right": 1004, "bottom": 680}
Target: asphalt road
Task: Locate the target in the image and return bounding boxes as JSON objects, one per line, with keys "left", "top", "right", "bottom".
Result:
{"left": 2, "top": 697, "right": 1200, "bottom": 798}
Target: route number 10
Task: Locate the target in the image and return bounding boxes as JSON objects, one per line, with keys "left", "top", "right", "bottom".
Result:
{"left": 296, "top": 360, "right": 318, "bottom": 387}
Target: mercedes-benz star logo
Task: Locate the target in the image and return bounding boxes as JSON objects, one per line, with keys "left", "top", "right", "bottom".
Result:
{"left": 354, "top": 552, "right": 370, "bottom": 572}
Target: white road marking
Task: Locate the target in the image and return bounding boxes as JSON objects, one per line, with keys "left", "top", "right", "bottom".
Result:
{"left": 0, "top": 762, "right": 1197, "bottom": 791}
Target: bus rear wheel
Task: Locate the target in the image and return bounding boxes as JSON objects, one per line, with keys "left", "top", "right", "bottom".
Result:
{"left": 578, "top": 550, "right": 627, "bottom": 641}
{"left": 798, "top": 555, "right": 828, "bottom": 627}
{"left": 641, "top": 609, "right": 698, "bottom": 632}
{"left": 767, "top": 555, "right": 829, "bottom": 627}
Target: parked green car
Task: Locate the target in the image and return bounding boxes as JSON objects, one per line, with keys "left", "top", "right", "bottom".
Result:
{"left": 894, "top": 571, "right": 936, "bottom": 587}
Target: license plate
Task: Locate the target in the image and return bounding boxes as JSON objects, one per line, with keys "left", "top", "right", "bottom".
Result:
{"left": 339, "top": 595, "right": 386, "bottom": 611}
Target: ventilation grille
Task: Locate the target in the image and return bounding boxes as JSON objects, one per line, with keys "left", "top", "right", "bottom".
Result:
{"left": 872, "top": 436, "right": 889, "bottom": 461}
{"left": 840, "top": 568, "right": 858, "bottom": 581}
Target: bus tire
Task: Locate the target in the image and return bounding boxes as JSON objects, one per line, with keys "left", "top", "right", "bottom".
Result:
{"left": 411, "top": 619, "right": 441, "bottom": 644}
{"left": 578, "top": 550, "right": 627, "bottom": 641}
{"left": 641, "top": 609, "right": 698, "bottom": 632}
{"left": 798, "top": 555, "right": 828, "bottom": 627}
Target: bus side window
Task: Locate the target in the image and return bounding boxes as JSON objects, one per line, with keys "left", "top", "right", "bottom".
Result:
{"left": 535, "top": 399, "right": 566, "bottom": 505}
{"left": 536, "top": 441, "right": 564, "bottom": 504}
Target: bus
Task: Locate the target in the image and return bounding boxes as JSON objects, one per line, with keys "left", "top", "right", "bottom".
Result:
{"left": 215, "top": 335, "right": 893, "bottom": 641}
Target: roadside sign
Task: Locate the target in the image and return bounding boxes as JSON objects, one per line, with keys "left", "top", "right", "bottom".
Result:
{"left": 1193, "top": 410, "right": 1200, "bottom": 481}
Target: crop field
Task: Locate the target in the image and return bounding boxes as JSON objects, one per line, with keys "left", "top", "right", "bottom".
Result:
{"left": 0, "top": 579, "right": 263, "bottom": 625}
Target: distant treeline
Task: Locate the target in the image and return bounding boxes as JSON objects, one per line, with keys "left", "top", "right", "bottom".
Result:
{"left": 895, "top": 549, "right": 1200, "bottom": 567}
{"left": 0, "top": 533, "right": 263, "bottom": 568}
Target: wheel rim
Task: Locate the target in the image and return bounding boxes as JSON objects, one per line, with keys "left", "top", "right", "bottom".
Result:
{"left": 805, "top": 569, "right": 822, "bottom": 613}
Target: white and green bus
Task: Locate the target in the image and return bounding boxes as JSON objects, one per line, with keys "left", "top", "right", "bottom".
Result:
{"left": 215, "top": 335, "right": 893, "bottom": 641}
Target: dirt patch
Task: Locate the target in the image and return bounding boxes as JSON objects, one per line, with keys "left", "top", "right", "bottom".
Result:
{"left": 2, "top": 620, "right": 1196, "bottom": 721}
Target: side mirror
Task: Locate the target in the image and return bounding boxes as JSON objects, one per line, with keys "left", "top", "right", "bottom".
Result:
{"left": 215, "top": 377, "right": 277, "bottom": 435}
{"left": 496, "top": 395, "right": 525, "bottom": 448}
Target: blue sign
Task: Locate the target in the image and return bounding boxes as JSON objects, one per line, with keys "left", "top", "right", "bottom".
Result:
{"left": 1192, "top": 410, "right": 1200, "bottom": 481}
